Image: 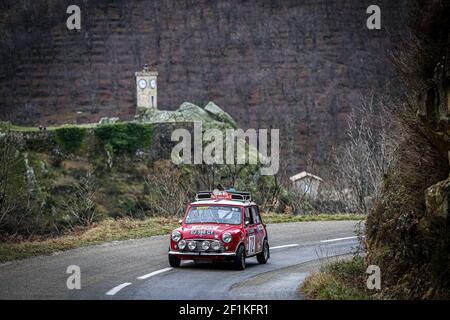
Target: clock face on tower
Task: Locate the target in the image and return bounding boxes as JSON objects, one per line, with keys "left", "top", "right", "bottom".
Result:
{"left": 150, "top": 79, "right": 156, "bottom": 89}
{"left": 138, "top": 79, "right": 147, "bottom": 89}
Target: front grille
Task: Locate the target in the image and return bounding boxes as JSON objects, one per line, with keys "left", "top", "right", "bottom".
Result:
{"left": 181, "top": 239, "right": 223, "bottom": 253}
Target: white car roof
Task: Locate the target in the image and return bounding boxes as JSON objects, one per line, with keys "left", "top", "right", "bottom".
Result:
{"left": 190, "top": 199, "right": 256, "bottom": 207}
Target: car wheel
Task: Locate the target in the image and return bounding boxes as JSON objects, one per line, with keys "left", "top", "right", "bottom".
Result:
{"left": 168, "top": 254, "right": 181, "bottom": 268}
{"left": 257, "top": 239, "right": 270, "bottom": 264}
{"left": 233, "top": 245, "right": 246, "bottom": 270}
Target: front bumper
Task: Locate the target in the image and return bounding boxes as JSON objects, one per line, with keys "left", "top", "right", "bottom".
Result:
{"left": 168, "top": 251, "right": 236, "bottom": 257}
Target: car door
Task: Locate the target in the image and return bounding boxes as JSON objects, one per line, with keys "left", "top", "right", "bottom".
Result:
{"left": 244, "top": 207, "right": 257, "bottom": 256}
{"left": 250, "top": 206, "right": 264, "bottom": 253}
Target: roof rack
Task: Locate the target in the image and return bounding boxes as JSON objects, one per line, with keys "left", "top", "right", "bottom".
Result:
{"left": 195, "top": 190, "right": 251, "bottom": 202}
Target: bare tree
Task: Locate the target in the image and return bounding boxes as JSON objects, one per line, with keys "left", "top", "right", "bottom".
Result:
{"left": 329, "top": 94, "right": 399, "bottom": 214}
{"left": 287, "top": 187, "right": 316, "bottom": 215}
{"left": 256, "top": 174, "right": 283, "bottom": 212}
{"left": 61, "top": 172, "right": 97, "bottom": 227}
{"left": 144, "top": 167, "right": 193, "bottom": 217}
{"left": 192, "top": 164, "right": 220, "bottom": 191}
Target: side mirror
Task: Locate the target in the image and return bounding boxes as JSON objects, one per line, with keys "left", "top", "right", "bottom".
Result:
{"left": 178, "top": 219, "right": 183, "bottom": 224}
{"left": 245, "top": 220, "right": 250, "bottom": 227}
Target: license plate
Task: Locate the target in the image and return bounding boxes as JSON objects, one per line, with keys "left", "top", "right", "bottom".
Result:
{"left": 190, "top": 230, "right": 214, "bottom": 235}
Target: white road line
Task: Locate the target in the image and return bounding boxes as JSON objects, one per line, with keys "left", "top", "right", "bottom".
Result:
{"left": 105, "top": 282, "right": 132, "bottom": 296}
{"left": 137, "top": 267, "right": 173, "bottom": 280}
{"left": 320, "top": 236, "right": 358, "bottom": 243}
{"left": 270, "top": 244, "right": 299, "bottom": 250}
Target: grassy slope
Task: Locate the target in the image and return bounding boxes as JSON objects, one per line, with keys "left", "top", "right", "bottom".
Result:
{"left": 300, "top": 255, "right": 376, "bottom": 300}
{"left": 0, "top": 217, "right": 179, "bottom": 263}
{"left": 0, "top": 213, "right": 364, "bottom": 263}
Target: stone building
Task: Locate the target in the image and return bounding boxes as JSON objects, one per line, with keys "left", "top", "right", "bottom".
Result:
{"left": 289, "top": 171, "right": 323, "bottom": 199}
{"left": 135, "top": 65, "right": 158, "bottom": 111}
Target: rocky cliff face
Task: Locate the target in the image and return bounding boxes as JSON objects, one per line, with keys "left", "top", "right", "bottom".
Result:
{"left": 366, "top": 0, "right": 449, "bottom": 298}
{"left": 0, "top": 0, "right": 407, "bottom": 173}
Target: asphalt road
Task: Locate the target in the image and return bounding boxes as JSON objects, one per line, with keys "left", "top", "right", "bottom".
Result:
{"left": 0, "top": 220, "right": 362, "bottom": 300}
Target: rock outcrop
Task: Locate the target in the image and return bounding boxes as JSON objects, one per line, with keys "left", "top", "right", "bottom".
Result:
{"left": 136, "top": 102, "right": 236, "bottom": 130}
{"left": 366, "top": 1, "right": 450, "bottom": 299}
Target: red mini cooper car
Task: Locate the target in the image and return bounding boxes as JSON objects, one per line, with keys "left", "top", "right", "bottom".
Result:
{"left": 168, "top": 189, "right": 270, "bottom": 270}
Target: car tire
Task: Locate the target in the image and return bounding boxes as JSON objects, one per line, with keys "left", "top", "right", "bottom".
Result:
{"left": 233, "top": 245, "right": 246, "bottom": 270}
{"left": 257, "top": 239, "right": 270, "bottom": 264}
{"left": 168, "top": 254, "right": 181, "bottom": 268}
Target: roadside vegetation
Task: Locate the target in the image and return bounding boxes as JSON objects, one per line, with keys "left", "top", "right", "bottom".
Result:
{"left": 0, "top": 217, "right": 179, "bottom": 262}
{"left": 300, "top": 255, "right": 375, "bottom": 300}
{"left": 262, "top": 213, "right": 364, "bottom": 223}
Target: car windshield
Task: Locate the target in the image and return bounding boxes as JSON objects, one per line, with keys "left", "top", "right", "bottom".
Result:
{"left": 185, "top": 205, "right": 242, "bottom": 225}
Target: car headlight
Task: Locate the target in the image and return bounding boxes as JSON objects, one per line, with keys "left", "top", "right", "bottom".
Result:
{"left": 178, "top": 239, "right": 186, "bottom": 250}
{"left": 211, "top": 240, "right": 221, "bottom": 251}
{"left": 222, "top": 232, "right": 232, "bottom": 243}
{"left": 201, "top": 241, "right": 210, "bottom": 251}
{"left": 188, "top": 240, "right": 197, "bottom": 251}
{"left": 171, "top": 231, "right": 181, "bottom": 242}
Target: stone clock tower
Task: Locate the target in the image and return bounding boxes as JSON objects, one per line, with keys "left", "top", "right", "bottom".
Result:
{"left": 135, "top": 65, "right": 158, "bottom": 110}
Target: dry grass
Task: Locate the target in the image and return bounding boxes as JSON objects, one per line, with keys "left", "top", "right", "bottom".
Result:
{"left": 300, "top": 255, "right": 375, "bottom": 300}
{"left": 0, "top": 217, "right": 179, "bottom": 263}
{"left": 262, "top": 213, "right": 365, "bottom": 224}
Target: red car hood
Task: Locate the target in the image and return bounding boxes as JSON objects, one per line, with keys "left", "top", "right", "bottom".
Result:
{"left": 178, "top": 224, "right": 240, "bottom": 239}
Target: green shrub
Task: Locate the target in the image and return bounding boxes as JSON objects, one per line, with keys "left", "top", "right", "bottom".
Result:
{"left": 119, "top": 196, "right": 139, "bottom": 216}
{"left": 0, "top": 121, "right": 11, "bottom": 132}
{"left": 94, "top": 123, "right": 153, "bottom": 156}
{"left": 54, "top": 126, "right": 86, "bottom": 153}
